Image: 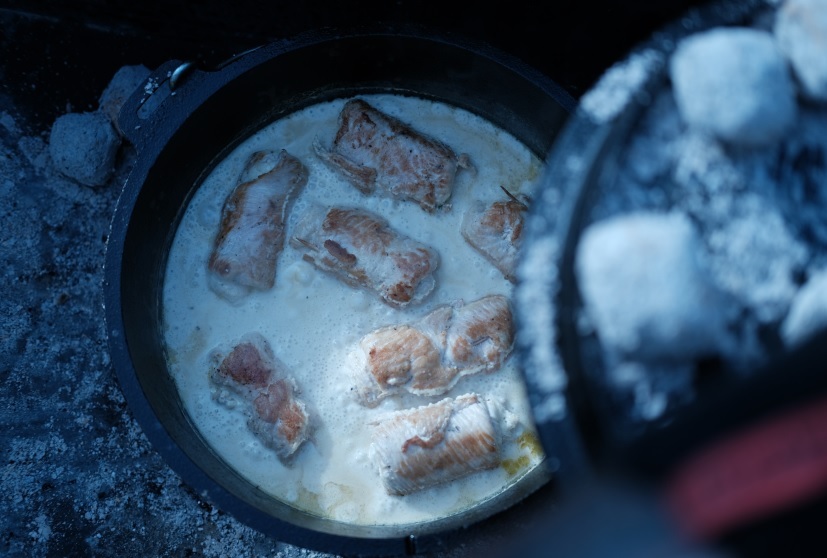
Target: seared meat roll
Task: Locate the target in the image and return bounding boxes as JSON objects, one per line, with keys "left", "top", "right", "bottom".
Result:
{"left": 208, "top": 150, "right": 309, "bottom": 301}
{"left": 290, "top": 206, "right": 439, "bottom": 308}
{"left": 354, "top": 295, "right": 514, "bottom": 406}
{"left": 247, "top": 378, "right": 311, "bottom": 460}
{"left": 370, "top": 393, "right": 501, "bottom": 496}
{"left": 209, "top": 332, "right": 311, "bottom": 462}
{"left": 314, "top": 99, "right": 469, "bottom": 212}
{"left": 461, "top": 190, "right": 528, "bottom": 283}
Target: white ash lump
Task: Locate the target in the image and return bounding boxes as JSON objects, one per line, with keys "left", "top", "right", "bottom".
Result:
{"left": 49, "top": 111, "right": 120, "bottom": 187}
{"left": 775, "top": 0, "right": 827, "bottom": 102}
{"left": 575, "top": 211, "right": 735, "bottom": 363}
{"left": 781, "top": 269, "right": 827, "bottom": 347}
{"left": 98, "top": 64, "right": 151, "bottom": 132}
{"left": 669, "top": 27, "right": 797, "bottom": 146}
{"left": 48, "top": 64, "right": 149, "bottom": 186}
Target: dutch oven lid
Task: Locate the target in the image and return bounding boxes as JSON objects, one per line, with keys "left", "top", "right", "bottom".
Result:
{"left": 515, "top": 0, "right": 827, "bottom": 553}
{"left": 516, "top": 0, "right": 771, "bottom": 480}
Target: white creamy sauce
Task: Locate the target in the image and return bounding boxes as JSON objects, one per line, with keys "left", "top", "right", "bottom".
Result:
{"left": 162, "top": 94, "right": 545, "bottom": 527}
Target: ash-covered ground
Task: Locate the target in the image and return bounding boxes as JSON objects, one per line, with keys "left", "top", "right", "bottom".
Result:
{"left": 0, "top": 83, "right": 341, "bottom": 557}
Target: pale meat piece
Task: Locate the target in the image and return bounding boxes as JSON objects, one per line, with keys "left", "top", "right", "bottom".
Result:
{"left": 354, "top": 295, "right": 514, "bottom": 406}
{"left": 461, "top": 189, "right": 528, "bottom": 283}
{"left": 313, "top": 98, "right": 469, "bottom": 212}
{"left": 445, "top": 294, "right": 515, "bottom": 371}
{"left": 209, "top": 332, "right": 274, "bottom": 400}
{"left": 208, "top": 149, "right": 309, "bottom": 301}
{"left": 290, "top": 206, "right": 439, "bottom": 308}
{"left": 208, "top": 332, "right": 311, "bottom": 462}
{"left": 247, "top": 379, "right": 311, "bottom": 460}
{"left": 370, "top": 393, "right": 501, "bottom": 496}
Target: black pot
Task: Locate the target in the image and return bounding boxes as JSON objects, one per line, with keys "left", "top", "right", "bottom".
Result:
{"left": 103, "top": 27, "right": 574, "bottom": 557}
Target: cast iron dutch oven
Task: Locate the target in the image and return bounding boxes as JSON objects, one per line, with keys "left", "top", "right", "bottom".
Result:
{"left": 103, "top": 25, "right": 575, "bottom": 557}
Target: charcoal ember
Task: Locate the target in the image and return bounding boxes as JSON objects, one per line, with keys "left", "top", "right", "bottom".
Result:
{"left": 670, "top": 27, "right": 797, "bottom": 146}
{"left": 775, "top": 0, "right": 827, "bottom": 102}
{"left": 98, "top": 64, "right": 151, "bottom": 135}
{"left": 48, "top": 111, "right": 120, "bottom": 187}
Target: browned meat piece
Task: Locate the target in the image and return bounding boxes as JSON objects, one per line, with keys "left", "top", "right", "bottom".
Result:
{"left": 290, "top": 206, "right": 439, "bottom": 308}
{"left": 370, "top": 393, "right": 501, "bottom": 495}
{"left": 208, "top": 150, "right": 309, "bottom": 301}
{"left": 461, "top": 189, "right": 528, "bottom": 283}
{"left": 354, "top": 295, "right": 514, "bottom": 406}
{"left": 208, "top": 332, "right": 311, "bottom": 462}
{"left": 356, "top": 311, "right": 456, "bottom": 406}
{"left": 313, "top": 98, "right": 469, "bottom": 212}
{"left": 247, "top": 378, "right": 311, "bottom": 459}
{"left": 445, "top": 294, "right": 515, "bottom": 371}
{"left": 209, "top": 333, "right": 274, "bottom": 400}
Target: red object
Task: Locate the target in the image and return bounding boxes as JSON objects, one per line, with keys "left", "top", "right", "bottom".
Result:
{"left": 664, "top": 394, "right": 827, "bottom": 540}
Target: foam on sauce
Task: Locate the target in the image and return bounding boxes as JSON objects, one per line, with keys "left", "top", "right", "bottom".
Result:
{"left": 162, "top": 94, "right": 545, "bottom": 526}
